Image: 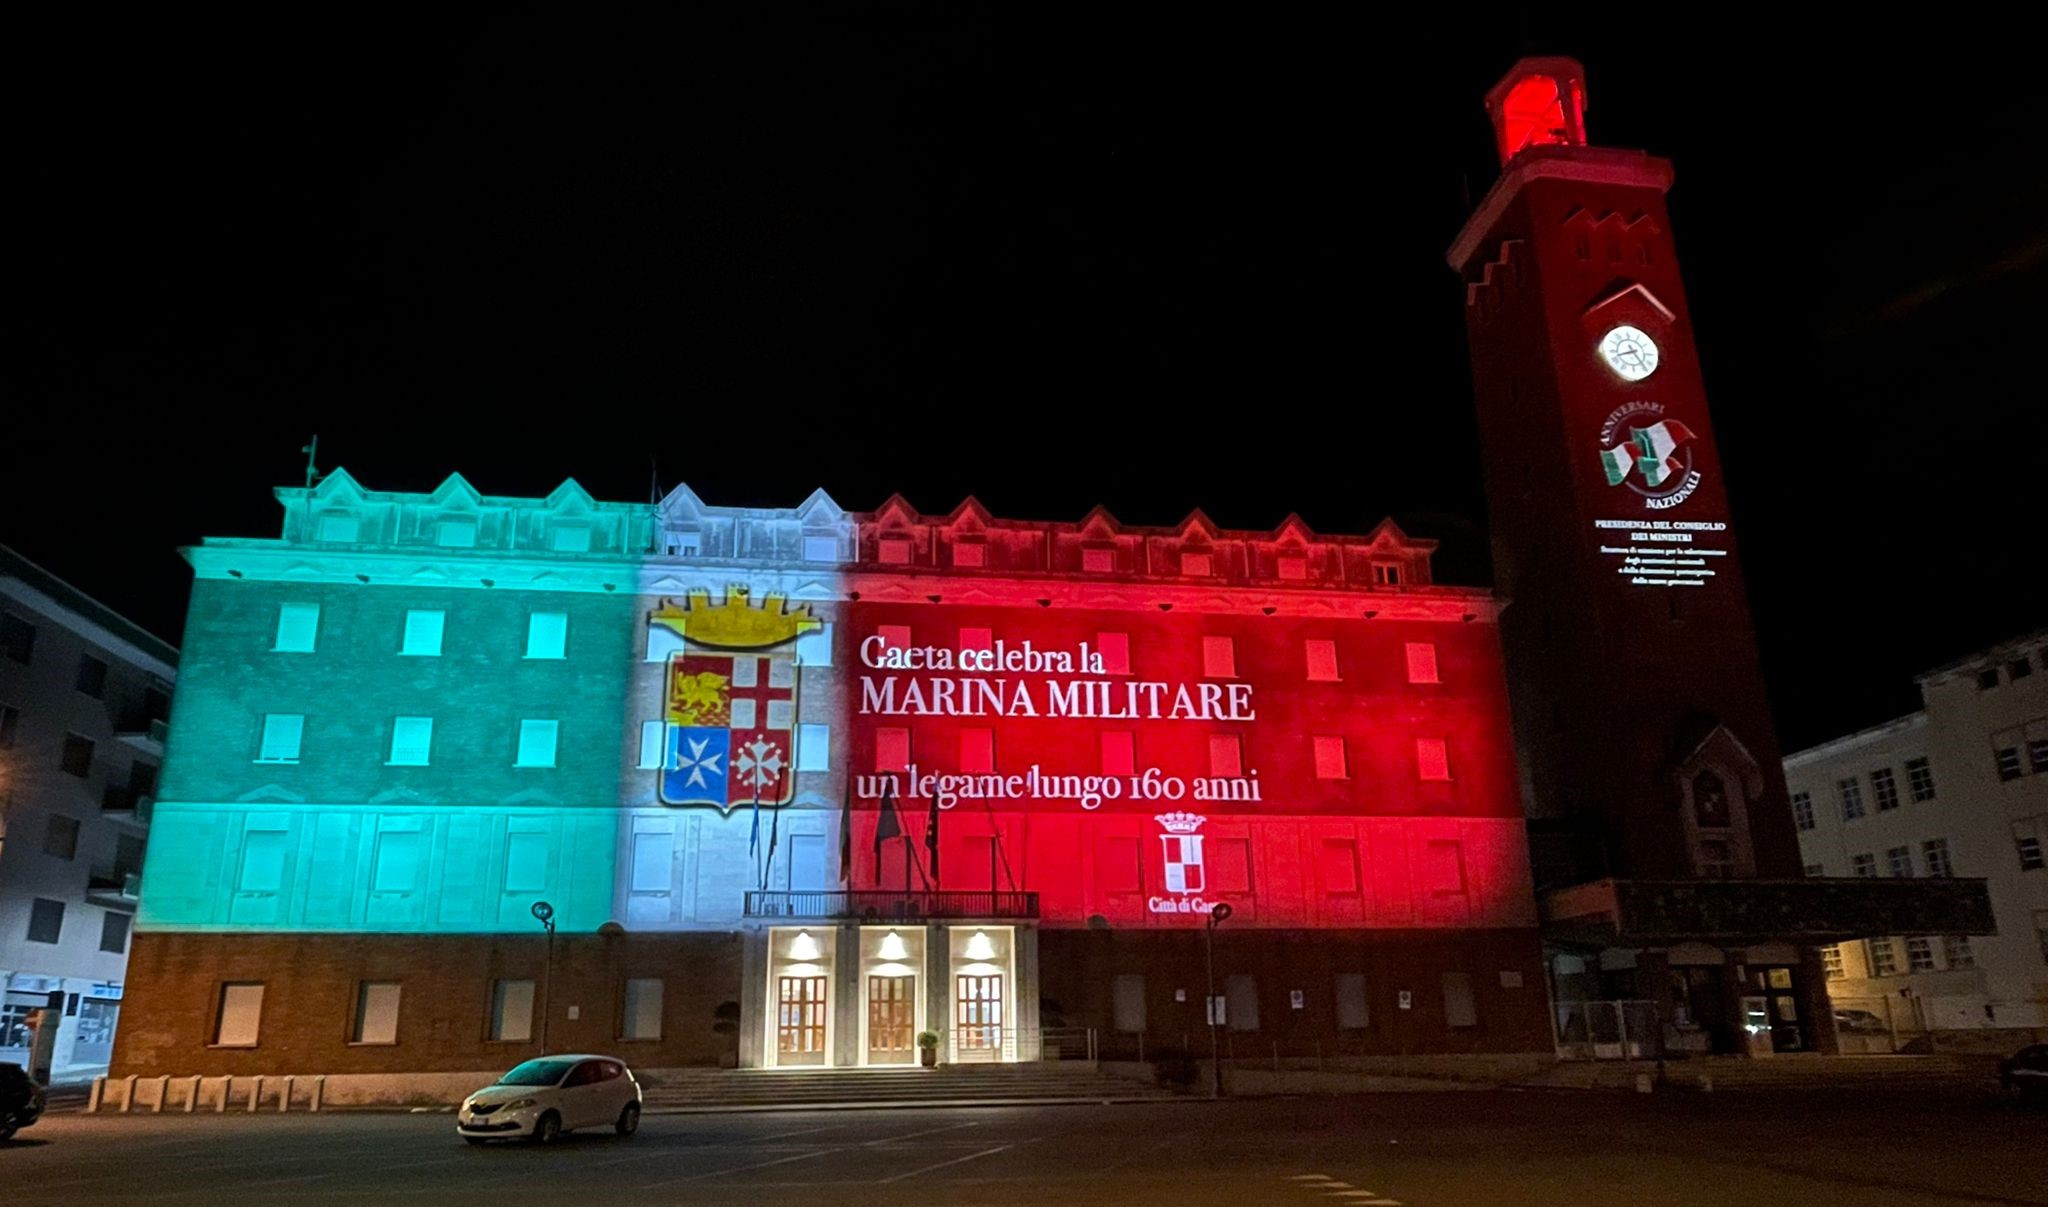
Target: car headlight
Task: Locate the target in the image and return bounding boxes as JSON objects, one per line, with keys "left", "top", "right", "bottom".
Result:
{"left": 503, "top": 1098, "right": 538, "bottom": 1110}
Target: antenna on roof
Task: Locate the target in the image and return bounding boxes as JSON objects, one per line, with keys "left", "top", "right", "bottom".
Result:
{"left": 649, "top": 453, "right": 660, "bottom": 505}
{"left": 301, "top": 436, "right": 325, "bottom": 489}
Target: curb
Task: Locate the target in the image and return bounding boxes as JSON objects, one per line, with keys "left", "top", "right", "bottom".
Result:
{"left": 643, "top": 1094, "right": 1194, "bottom": 1114}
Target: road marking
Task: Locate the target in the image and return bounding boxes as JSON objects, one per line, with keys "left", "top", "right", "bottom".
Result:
{"left": 864, "top": 1120, "right": 979, "bottom": 1145}
{"left": 877, "top": 1144, "right": 1013, "bottom": 1183}
{"left": 1290, "top": 1174, "right": 1336, "bottom": 1181}
{"left": 638, "top": 1147, "right": 836, "bottom": 1188}
{"left": 756, "top": 1123, "right": 848, "bottom": 1141}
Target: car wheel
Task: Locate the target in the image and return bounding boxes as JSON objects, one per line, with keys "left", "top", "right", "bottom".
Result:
{"left": 616, "top": 1103, "right": 640, "bottom": 1136}
{"left": 532, "top": 1111, "right": 561, "bottom": 1144}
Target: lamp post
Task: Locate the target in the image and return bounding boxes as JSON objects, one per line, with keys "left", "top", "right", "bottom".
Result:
{"left": 531, "top": 900, "right": 556, "bottom": 1054}
{"left": 1204, "top": 902, "right": 1232, "bottom": 1099}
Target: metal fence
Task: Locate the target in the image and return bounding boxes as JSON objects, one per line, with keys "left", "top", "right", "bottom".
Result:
{"left": 941, "top": 1026, "right": 1097, "bottom": 1064}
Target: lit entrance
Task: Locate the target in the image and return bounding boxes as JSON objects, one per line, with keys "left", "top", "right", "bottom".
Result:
{"left": 776, "top": 976, "right": 828, "bottom": 1066}
{"left": 867, "top": 976, "right": 916, "bottom": 1064}
{"left": 1743, "top": 965, "right": 1808, "bottom": 1052}
{"left": 955, "top": 974, "right": 1005, "bottom": 1058}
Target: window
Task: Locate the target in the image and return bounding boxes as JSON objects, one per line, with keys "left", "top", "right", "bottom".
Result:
{"left": 1208, "top": 734, "right": 1243, "bottom": 778}
{"left": 401, "top": 610, "right": 445, "bottom": 656}
{"left": 435, "top": 519, "right": 477, "bottom": 548}
{"left": 354, "top": 982, "right": 402, "bottom": 1044}
{"left": 316, "top": 513, "right": 360, "bottom": 542}
{"left": 1208, "top": 838, "right": 1252, "bottom": 893}
{"left": 487, "top": 980, "right": 534, "bottom": 1041}
{"left": 1905, "top": 757, "right": 1936, "bottom": 802}
{"left": 795, "top": 622, "right": 833, "bottom": 667}
{"left": 2031, "top": 739, "right": 2048, "bottom": 775}
{"left": 61, "top": 732, "right": 95, "bottom": 777}
{"left": 525, "top": 612, "right": 568, "bottom": 659}
{"left": 802, "top": 535, "right": 838, "bottom": 562}
{"left": 1101, "top": 731, "right": 1135, "bottom": 777}
{"left": 1335, "top": 974, "right": 1370, "bottom": 1030}
{"left": 516, "top": 720, "right": 559, "bottom": 768}
{"left": 1, "top": 612, "right": 35, "bottom": 663}
{"left": 1201, "top": 636, "right": 1236, "bottom": 678}
{"left": 372, "top": 831, "right": 421, "bottom": 892}
{"left": 638, "top": 721, "right": 666, "bottom": 770}
{"left": 878, "top": 537, "right": 912, "bottom": 565}
{"left": 1850, "top": 852, "right": 1876, "bottom": 878}
{"left": 1405, "top": 642, "right": 1440, "bottom": 685}
{"left": 1995, "top": 747, "right": 2023, "bottom": 781}
{"left": 1416, "top": 737, "right": 1452, "bottom": 782}
{"left": 951, "top": 541, "right": 985, "bottom": 568}
{"left": 1791, "top": 791, "right": 1815, "bottom": 831}
{"left": 1096, "top": 632, "right": 1130, "bottom": 675}
{"left": 876, "top": 727, "right": 910, "bottom": 773}
{"left": 214, "top": 983, "right": 265, "bottom": 1047}
{"left": 76, "top": 654, "right": 108, "bottom": 698}
{"left": 1905, "top": 937, "right": 1935, "bottom": 973}
{"left": 100, "top": 911, "right": 131, "bottom": 954}
{"left": 621, "top": 978, "right": 664, "bottom": 1040}
{"left": 1082, "top": 547, "right": 1115, "bottom": 573}
{"left": 1112, "top": 974, "right": 1147, "bottom": 1033}
{"left": 1885, "top": 846, "right": 1912, "bottom": 877}
{"left": 798, "top": 723, "right": 830, "bottom": 773}
{"left": 1870, "top": 767, "right": 1900, "bottom": 812}
{"left": 1305, "top": 639, "right": 1339, "bottom": 682}
{"left": 1422, "top": 840, "right": 1466, "bottom": 895}
{"left": 1224, "top": 974, "right": 1260, "bottom": 1032}
{"left": 2011, "top": 658, "right": 2035, "bottom": 681}
{"left": 257, "top": 714, "right": 304, "bottom": 763}
{"left": 667, "top": 532, "right": 702, "bottom": 557}
{"left": 0, "top": 703, "right": 17, "bottom": 749}
{"left": 1312, "top": 735, "right": 1348, "bottom": 780}
{"left": 1943, "top": 935, "right": 1975, "bottom": 970}
{"left": 1372, "top": 562, "right": 1401, "bottom": 586}
{"left": 238, "top": 828, "right": 289, "bottom": 892}
{"left": 1804, "top": 863, "right": 1825, "bottom": 877}
{"left": 550, "top": 526, "right": 591, "bottom": 553}
{"left": 1277, "top": 555, "right": 1308, "bottom": 581}
{"left": 957, "top": 627, "right": 992, "bottom": 653}
{"left": 631, "top": 830, "right": 673, "bottom": 894}
{"left": 27, "top": 898, "right": 65, "bottom": 944}
{"left": 960, "top": 728, "right": 994, "bottom": 774}
{"left": 1977, "top": 668, "right": 2000, "bottom": 690}
{"left": 1320, "top": 839, "right": 1360, "bottom": 893}
{"left": 388, "top": 716, "right": 433, "bottom": 766}
{"left": 505, "top": 832, "right": 550, "bottom": 892}
{"left": 1868, "top": 938, "right": 1899, "bottom": 977}
{"left": 1922, "top": 839, "right": 1953, "bottom": 877}
{"left": 44, "top": 815, "right": 80, "bottom": 860}
{"left": 1822, "top": 946, "right": 1844, "bottom": 979}
{"left": 274, "top": 603, "right": 320, "bottom": 652}
{"left": 1837, "top": 777, "right": 1865, "bottom": 820}
{"left": 1441, "top": 972, "right": 1479, "bottom": 1028}
{"left": 1180, "top": 551, "right": 1211, "bottom": 577}
{"left": 875, "top": 624, "right": 911, "bottom": 652}
{"left": 2015, "top": 819, "right": 2045, "bottom": 872}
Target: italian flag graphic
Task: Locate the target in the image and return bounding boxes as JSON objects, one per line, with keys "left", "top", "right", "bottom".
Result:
{"left": 1601, "top": 419, "right": 1696, "bottom": 487}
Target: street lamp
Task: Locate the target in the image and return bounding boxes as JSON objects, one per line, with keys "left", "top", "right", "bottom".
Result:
{"left": 1204, "top": 902, "right": 1233, "bottom": 1099}
{"left": 531, "top": 900, "right": 556, "bottom": 1054}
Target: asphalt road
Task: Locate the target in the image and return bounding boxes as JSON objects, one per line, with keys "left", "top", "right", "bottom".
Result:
{"left": 7, "top": 1090, "right": 2045, "bottom": 1206}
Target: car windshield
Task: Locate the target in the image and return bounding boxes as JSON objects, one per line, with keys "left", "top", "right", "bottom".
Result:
{"left": 497, "top": 1059, "right": 577, "bottom": 1087}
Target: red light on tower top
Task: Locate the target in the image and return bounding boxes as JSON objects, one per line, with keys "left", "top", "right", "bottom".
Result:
{"left": 1485, "top": 56, "right": 1588, "bottom": 164}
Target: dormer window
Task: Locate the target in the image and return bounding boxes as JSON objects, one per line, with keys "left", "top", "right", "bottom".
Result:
{"left": 1277, "top": 555, "right": 1308, "bottom": 582}
{"left": 802, "top": 535, "right": 838, "bottom": 562}
{"left": 1372, "top": 561, "right": 1402, "bottom": 586}
{"left": 1180, "top": 551, "right": 1211, "bottom": 577}
{"left": 879, "top": 537, "right": 913, "bottom": 565}
{"left": 667, "top": 532, "right": 702, "bottom": 557}
{"left": 1082, "top": 547, "right": 1115, "bottom": 573}
{"left": 436, "top": 519, "right": 478, "bottom": 548}
{"left": 315, "top": 513, "right": 360, "bottom": 543}
{"left": 952, "top": 540, "right": 986, "bottom": 568}
{"left": 550, "top": 525, "right": 592, "bottom": 553}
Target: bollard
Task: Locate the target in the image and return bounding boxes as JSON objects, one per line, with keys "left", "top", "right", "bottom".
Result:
{"left": 217, "top": 1077, "right": 230, "bottom": 1113}
{"left": 1634, "top": 1072, "right": 1653, "bottom": 1094}
{"left": 250, "top": 1075, "right": 262, "bottom": 1113}
{"left": 121, "top": 1074, "right": 138, "bottom": 1114}
{"left": 281, "top": 1075, "right": 293, "bottom": 1112}
{"left": 186, "top": 1075, "right": 201, "bottom": 1113}
{"left": 1699, "top": 1074, "right": 1713, "bottom": 1094}
{"left": 153, "top": 1074, "right": 170, "bottom": 1113}
{"left": 311, "top": 1076, "right": 325, "bottom": 1113}
{"left": 88, "top": 1076, "right": 105, "bottom": 1113}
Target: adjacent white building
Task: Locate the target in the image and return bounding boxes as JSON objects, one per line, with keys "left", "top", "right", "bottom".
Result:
{"left": 1786, "top": 630, "right": 2048, "bottom": 1051}
{"left": 0, "top": 546, "right": 176, "bottom": 1081}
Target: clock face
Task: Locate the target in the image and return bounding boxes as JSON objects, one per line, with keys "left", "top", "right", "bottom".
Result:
{"left": 1598, "top": 325, "right": 1660, "bottom": 382}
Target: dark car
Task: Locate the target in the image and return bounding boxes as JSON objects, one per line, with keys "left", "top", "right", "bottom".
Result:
{"left": 1999, "top": 1043, "right": 2047, "bottom": 1101}
{"left": 1, "top": 1062, "right": 46, "bottom": 1140}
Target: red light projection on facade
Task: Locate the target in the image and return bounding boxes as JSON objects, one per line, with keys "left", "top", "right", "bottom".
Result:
{"left": 1486, "top": 57, "right": 1587, "bottom": 164}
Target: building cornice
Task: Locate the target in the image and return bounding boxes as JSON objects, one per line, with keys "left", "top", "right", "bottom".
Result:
{"left": 1447, "top": 145, "right": 1675, "bottom": 273}
{"left": 844, "top": 570, "right": 1501, "bottom": 622}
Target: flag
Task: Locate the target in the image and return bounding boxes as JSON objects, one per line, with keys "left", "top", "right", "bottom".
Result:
{"left": 838, "top": 777, "right": 853, "bottom": 886}
{"left": 873, "top": 776, "right": 903, "bottom": 877}
{"left": 763, "top": 791, "right": 781, "bottom": 890}
{"left": 748, "top": 789, "right": 761, "bottom": 859}
{"left": 1630, "top": 420, "right": 1694, "bottom": 487}
{"left": 925, "top": 791, "right": 941, "bottom": 887}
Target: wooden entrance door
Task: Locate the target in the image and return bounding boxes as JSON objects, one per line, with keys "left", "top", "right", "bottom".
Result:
{"left": 867, "top": 975, "right": 916, "bottom": 1064}
{"left": 776, "top": 976, "right": 827, "bottom": 1066}
{"left": 955, "top": 974, "right": 1005, "bottom": 1059}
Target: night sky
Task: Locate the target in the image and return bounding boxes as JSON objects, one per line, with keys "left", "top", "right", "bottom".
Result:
{"left": 9, "top": 11, "right": 2043, "bottom": 750}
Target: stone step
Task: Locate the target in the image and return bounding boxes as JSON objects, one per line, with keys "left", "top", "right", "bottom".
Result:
{"left": 637, "top": 1063, "right": 1176, "bottom": 1107}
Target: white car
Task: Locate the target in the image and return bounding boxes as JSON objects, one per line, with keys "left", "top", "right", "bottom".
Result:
{"left": 457, "top": 1055, "right": 642, "bottom": 1144}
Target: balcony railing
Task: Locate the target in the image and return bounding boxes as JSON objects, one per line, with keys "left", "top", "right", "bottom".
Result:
{"left": 743, "top": 890, "right": 1039, "bottom": 921}
{"left": 87, "top": 869, "right": 141, "bottom": 911}
{"left": 115, "top": 716, "right": 169, "bottom": 754}
{"left": 101, "top": 786, "right": 153, "bottom": 821}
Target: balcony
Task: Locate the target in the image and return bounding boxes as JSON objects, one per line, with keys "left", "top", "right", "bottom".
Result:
{"left": 87, "top": 868, "right": 141, "bottom": 911}
{"left": 116, "top": 716, "right": 169, "bottom": 756}
{"left": 101, "top": 785, "right": 154, "bottom": 823}
{"left": 1542, "top": 876, "right": 1996, "bottom": 946}
{"left": 743, "top": 890, "right": 1039, "bottom": 921}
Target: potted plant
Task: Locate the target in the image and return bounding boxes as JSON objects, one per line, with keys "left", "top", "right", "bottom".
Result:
{"left": 916, "top": 1030, "right": 941, "bottom": 1068}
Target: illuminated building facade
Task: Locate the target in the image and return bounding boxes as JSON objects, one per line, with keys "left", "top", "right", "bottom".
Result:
{"left": 110, "top": 472, "right": 1551, "bottom": 1080}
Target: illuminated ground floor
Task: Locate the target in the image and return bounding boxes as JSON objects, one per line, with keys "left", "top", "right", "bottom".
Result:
{"left": 107, "top": 918, "right": 1552, "bottom": 1078}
